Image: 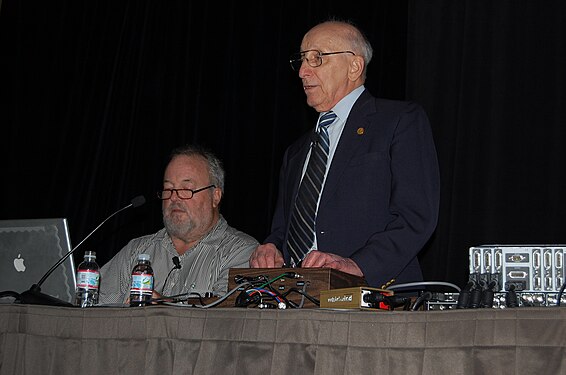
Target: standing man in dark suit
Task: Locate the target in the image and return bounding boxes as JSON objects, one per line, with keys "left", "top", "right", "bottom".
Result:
{"left": 250, "top": 19, "right": 440, "bottom": 288}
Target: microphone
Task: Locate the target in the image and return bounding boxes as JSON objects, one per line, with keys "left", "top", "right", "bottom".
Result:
{"left": 18, "top": 195, "right": 146, "bottom": 307}
{"left": 310, "top": 130, "right": 319, "bottom": 146}
{"left": 172, "top": 256, "right": 182, "bottom": 269}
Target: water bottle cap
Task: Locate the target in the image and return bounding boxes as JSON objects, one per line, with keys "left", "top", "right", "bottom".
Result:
{"left": 85, "top": 250, "right": 96, "bottom": 258}
{"left": 138, "top": 253, "right": 150, "bottom": 261}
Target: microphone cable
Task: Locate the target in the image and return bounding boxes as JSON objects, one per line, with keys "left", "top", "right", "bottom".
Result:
{"left": 162, "top": 256, "right": 182, "bottom": 294}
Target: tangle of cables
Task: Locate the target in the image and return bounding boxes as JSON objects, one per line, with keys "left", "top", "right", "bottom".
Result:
{"left": 232, "top": 272, "right": 320, "bottom": 309}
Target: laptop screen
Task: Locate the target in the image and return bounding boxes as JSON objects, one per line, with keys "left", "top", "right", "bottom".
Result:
{"left": 0, "top": 218, "right": 77, "bottom": 303}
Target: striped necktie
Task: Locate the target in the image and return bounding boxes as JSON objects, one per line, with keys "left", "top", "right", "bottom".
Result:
{"left": 287, "top": 111, "right": 337, "bottom": 266}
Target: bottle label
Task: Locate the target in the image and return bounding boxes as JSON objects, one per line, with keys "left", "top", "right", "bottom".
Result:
{"left": 76, "top": 270, "right": 100, "bottom": 290}
{"left": 131, "top": 273, "right": 154, "bottom": 295}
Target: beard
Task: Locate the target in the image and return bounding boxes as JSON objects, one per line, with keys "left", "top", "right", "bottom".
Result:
{"left": 163, "top": 203, "right": 195, "bottom": 240}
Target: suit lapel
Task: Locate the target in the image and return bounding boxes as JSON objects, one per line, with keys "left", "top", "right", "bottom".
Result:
{"left": 319, "top": 91, "right": 376, "bottom": 210}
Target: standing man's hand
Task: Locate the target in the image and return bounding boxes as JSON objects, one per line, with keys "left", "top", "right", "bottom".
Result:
{"left": 249, "top": 243, "right": 285, "bottom": 268}
{"left": 302, "top": 250, "right": 364, "bottom": 277}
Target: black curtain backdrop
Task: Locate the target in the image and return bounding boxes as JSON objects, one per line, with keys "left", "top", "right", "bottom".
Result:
{"left": 1, "top": 0, "right": 565, "bottom": 290}
{"left": 407, "top": 1, "right": 566, "bottom": 287}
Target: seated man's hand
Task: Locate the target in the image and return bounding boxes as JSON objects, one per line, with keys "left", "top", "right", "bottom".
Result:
{"left": 126, "top": 290, "right": 166, "bottom": 305}
{"left": 150, "top": 290, "right": 168, "bottom": 303}
{"left": 302, "top": 250, "right": 364, "bottom": 277}
{"left": 249, "top": 243, "right": 284, "bottom": 268}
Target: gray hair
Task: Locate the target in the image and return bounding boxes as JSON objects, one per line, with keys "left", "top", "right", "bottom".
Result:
{"left": 319, "top": 18, "right": 374, "bottom": 78}
{"left": 169, "top": 144, "right": 225, "bottom": 192}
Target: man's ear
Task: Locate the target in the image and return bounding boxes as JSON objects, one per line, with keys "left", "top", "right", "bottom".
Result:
{"left": 348, "top": 56, "right": 365, "bottom": 81}
{"left": 212, "top": 187, "right": 222, "bottom": 207}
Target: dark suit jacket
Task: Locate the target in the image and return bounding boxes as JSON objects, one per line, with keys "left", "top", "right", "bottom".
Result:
{"left": 265, "top": 89, "right": 440, "bottom": 288}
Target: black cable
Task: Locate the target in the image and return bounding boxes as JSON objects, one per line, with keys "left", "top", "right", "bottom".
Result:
{"left": 233, "top": 274, "right": 269, "bottom": 285}
{"left": 178, "top": 293, "right": 207, "bottom": 306}
{"left": 234, "top": 272, "right": 308, "bottom": 309}
{"left": 456, "top": 281, "right": 474, "bottom": 309}
{"left": 264, "top": 281, "right": 294, "bottom": 307}
{"left": 480, "top": 281, "right": 496, "bottom": 308}
{"left": 231, "top": 275, "right": 272, "bottom": 308}
{"left": 385, "top": 296, "right": 411, "bottom": 310}
{"left": 290, "top": 281, "right": 311, "bottom": 308}
{"left": 411, "top": 291, "right": 433, "bottom": 311}
{"left": 281, "top": 287, "right": 320, "bottom": 307}
{"left": 234, "top": 274, "right": 284, "bottom": 308}
{"left": 505, "top": 284, "right": 519, "bottom": 308}
{"left": 234, "top": 289, "right": 258, "bottom": 307}
{"left": 157, "top": 281, "right": 254, "bottom": 309}
{"left": 362, "top": 293, "right": 409, "bottom": 310}
{"left": 160, "top": 256, "right": 182, "bottom": 296}
{"left": 191, "top": 281, "right": 252, "bottom": 308}
{"left": 150, "top": 291, "right": 206, "bottom": 305}
{"left": 235, "top": 289, "right": 269, "bottom": 307}
{"left": 557, "top": 281, "right": 566, "bottom": 307}
{"left": 469, "top": 287, "right": 482, "bottom": 308}
{"left": 161, "top": 268, "right": 177, "bottom": 294}
{"left": 236, "top": 288, "right": 287, "bottom": 308}
{"left": 0, "top": 290, "right": 21, "bottom": 301}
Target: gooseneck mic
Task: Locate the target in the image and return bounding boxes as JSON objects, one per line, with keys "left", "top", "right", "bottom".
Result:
{"left": 18, "top": 195, "right": 146, "bottom": 307}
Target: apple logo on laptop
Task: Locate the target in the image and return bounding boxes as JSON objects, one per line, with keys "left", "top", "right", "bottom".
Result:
{"left": 14, "top": 253, "right": 26, "bottom": 272}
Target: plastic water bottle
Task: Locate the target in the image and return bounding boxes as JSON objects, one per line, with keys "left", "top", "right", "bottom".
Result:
{"left": 129, "top": 253, "right": 154, "bottom": 306}
{"left": 75, "top": 250, "right": 100, "bottom": 307}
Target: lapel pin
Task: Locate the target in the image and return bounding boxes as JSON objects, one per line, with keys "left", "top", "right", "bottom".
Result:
{"left": 357, "top": 127, "right": 365, "bottom": 135}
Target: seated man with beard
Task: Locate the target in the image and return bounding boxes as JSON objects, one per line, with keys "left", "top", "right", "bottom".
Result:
{"left": 98, "top": 144, "right": 259, "bottom": 305}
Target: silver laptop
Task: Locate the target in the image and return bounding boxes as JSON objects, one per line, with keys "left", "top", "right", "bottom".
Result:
{"left": 0, "top": 218, "right": 77, "bottom": 303}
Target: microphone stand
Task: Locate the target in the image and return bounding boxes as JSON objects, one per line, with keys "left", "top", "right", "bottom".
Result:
{"left": 17, "top": 195, "right": 146, "bottom": 306}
